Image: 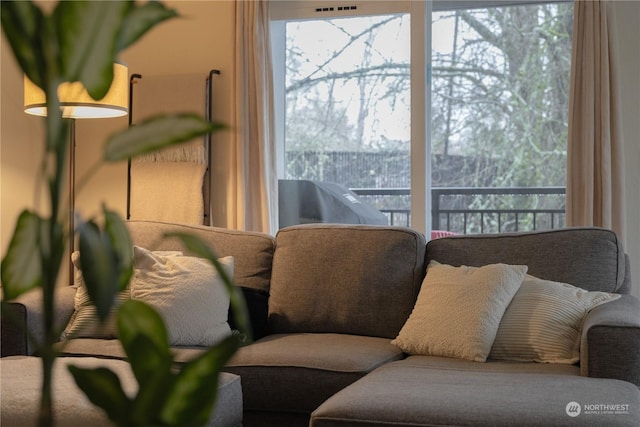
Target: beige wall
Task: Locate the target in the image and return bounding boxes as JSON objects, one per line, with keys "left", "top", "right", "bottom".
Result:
{"left": 1, "top": 36, "right": 47, "bottom": 269}
{"left": 1, "top": 1, "right": 639, "bottom": 296}
{"left": 77, "top": 1, "right": 236, "bottom": 226}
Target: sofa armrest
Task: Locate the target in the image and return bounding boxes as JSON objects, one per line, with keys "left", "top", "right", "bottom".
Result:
{"left": 1, "top": 286, "right": 76, "bottom": 356}
{"left": 580, "top": 294, "right": 640, "bottom": 386}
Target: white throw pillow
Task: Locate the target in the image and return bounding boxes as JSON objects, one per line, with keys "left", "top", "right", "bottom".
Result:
{"left": 129, "top": 246, "right": 233, "bottom": 347}
{"left": 489, "top": 275, "right": 621, "bottom": 364}
{"left": 392, "top": 261, "right": 527, "bottom": 362}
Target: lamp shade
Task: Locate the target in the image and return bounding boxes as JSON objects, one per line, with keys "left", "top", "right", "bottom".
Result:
{"left": 24, "top": 63, "right": 128, "bottom": 119}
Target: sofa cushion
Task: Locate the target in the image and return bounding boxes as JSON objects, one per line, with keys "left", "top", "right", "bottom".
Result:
{"left": 490, "top": 274, "right": 621, "bottom": 364}
{"left": 57, "top": 338, "right": 217, "bottom": 365}
{"left": 426, "top": 227, "right": 627, "bottom": 293}
{"left": 126, "top": 220, "right": 275, "bottom": 293}
{"left": 0, "top": 356, "right": 243, "bottom": 427}
{"left": 311, "top": 356, "right": 640, "bottom": 427}
{"left": 269, "top": 224, "right": 426, "bottom": 338}
{"left": 392, "top": 261, "right": 527, "bottom": 362}
{"left": 57, "top": 338, "right": 126, "bottom": 359}
{"left": 224, "top": 333, "right": 404, "bottom": 414}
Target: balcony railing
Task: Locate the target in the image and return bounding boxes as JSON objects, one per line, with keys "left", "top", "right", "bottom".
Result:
{"left": 351, "top": 187, "right": 566, "bottom": 234}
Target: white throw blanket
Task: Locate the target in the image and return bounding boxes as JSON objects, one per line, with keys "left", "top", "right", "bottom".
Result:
{"left": 130, "top": 162, "right": 206, "bottom": 224}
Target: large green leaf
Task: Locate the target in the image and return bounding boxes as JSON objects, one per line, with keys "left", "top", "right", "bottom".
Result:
{"left": 116, "top": 300, "right": 174, "bottom": 424}
{"left": 117, "top": 300, "right": 171, "bottom": 362}
{"left": 0, "top": 210, "right": 42, "bottom": 300}
{"left": 160, "top": 336, "right": 240, "bottom": 426}
{"left": 118, "top": 1, "right": 178, "bottom": 52}
{"left": 104, "top": 114, "right": 225, "bottom": 162}
{"left": 67, "top": 365, "right": 130, "bottom": 426}
{"left": 0, "top": 1, "right": 46, "bottom": 89}
{"left": 164, "top": 232, "right": 253, "bottom": 342}
{"left": 123, "top": 334, "right": 175, "bottom": 425}
{"left": 103, "top": 207, "right": 133, "bottom": 292}
{"left": 54, "top": 1, "right": 131, "bottom": 99}
{"left": 124, "top": 333, "right": 172, "bottom": 385}
{"left": 77, "top": 220, "right": 118, "bottom": 321}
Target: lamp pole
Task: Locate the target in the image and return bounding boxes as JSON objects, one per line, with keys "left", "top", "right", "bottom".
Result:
{"left": 69, "top": 118, "right": 76, "bottom": 284}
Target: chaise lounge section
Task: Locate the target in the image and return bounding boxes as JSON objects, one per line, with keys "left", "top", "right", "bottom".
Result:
{"left": 2, "top": 220, "right": 639, "bottom": 426}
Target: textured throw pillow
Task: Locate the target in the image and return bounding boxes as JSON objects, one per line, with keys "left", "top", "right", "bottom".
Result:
{"left": 61, "top": 252, "right": 133, "bottom": 340}
{"left": 489, "top": 275, "right": 621, "bottom": 364}
{"left": 129, "top": 246, "right": 233, "bottom": 347}
{"left": 392, "top": 261, "right": 527, "bottom": 362}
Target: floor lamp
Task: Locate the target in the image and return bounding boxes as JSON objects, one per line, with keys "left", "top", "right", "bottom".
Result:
{"left": 23, "top": 63, "right": 129, "bottom": 283}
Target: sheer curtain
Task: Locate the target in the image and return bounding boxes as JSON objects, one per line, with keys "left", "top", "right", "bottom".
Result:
{"left": 230, "top": 0, "right": 278, "bottom": 234}
{"left": 567, "top": 0, "right": 626, "bottom": 243}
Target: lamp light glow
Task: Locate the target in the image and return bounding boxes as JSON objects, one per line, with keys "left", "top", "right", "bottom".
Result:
{"left": 24, "top": 63, "right": 129, "bottom": 119}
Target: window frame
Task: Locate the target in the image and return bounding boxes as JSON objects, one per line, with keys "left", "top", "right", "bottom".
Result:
{"left": 270, "top": 0, "right": 432, "bottom": 233}
{"left": 269, "top": 0, "right": 571, "bottom": 234}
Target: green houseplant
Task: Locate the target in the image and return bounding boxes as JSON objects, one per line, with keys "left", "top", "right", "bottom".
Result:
{"left": 1, "top": 1, "right": 250, "bottom": 426}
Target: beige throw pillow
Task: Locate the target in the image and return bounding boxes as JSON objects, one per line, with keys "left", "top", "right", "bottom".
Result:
{"left": 392, "top": 261, "right": 527, "bottom": 362}
{"left": 129, "top": 246, "right": 233, "bottom": 347}
{"left": 61, "top": 251, "right": 133, "bottom": 340}
{"left": 489, "top": 275, "right": 621, "bottom": 364}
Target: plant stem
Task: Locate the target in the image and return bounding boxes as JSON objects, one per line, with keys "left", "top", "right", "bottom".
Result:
{"left": 39, "top": 352, "right": 55, "bottom": 427}
{"left": 36, "top": 101, "right": 68, "bottom": 427}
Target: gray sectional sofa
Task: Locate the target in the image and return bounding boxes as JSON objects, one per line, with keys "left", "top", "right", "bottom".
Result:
{"left": 2, "top": 220, "right": 639, "bottom": 426}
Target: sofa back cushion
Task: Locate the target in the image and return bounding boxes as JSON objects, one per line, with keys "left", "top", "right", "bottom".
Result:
{"left": 426, "top": 227, "right": 627, "bottom": 293}
{"left": 269, "top": 224, "right": 427, "bottom": 338}
{"left": 126, "top": 220, "right": 275, "bottom": 293}
{"left": 127, "top": 221, "right": 276, "bottom": 339}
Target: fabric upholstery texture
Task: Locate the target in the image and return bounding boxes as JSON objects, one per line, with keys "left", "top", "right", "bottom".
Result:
{"left": 0, "top": 356, "right": 243, "bottom": 427}
{"left": 4, "top": 286, "right": 76, "bottom": 356}
{"left": 311, "top": 356, "right": 640, "bottom": 427}
{"left": 490, "top": 274, "right": 620, "bottom": 364}
{"left": 55, "top": 338, "right": 223, "bottom": 365}
{"left": 126, "top": 220, "right": 275, "bottom": 293}
{"left": 225, "top": 333, "right": 404, "bottom": 414}
{"left": 269, "top": 224, "right": 426, "bottom": 338}
{"left": 392, "top": 261, "right": 527, "bottom": 362}
{"left": 426, "top": 227, "right": 627, "bottom": 293}
{"left": 242, "top": 411, "right": 309, "bottom": 427}
{"left": 1, "top": 302, "right": 27, "bottom": 357}
{"left": 581, "top": 295, "right": 640, "bottom": 383}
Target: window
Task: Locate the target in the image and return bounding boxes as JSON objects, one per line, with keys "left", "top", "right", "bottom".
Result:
{"left": 431, "top": 2, "right": 572, "bottom": 233}
{"left": 270, "top": 1, "right": 420, "bottom": 228}
{"left": 270, "top": 1, "right": 572, "bottom": 235}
